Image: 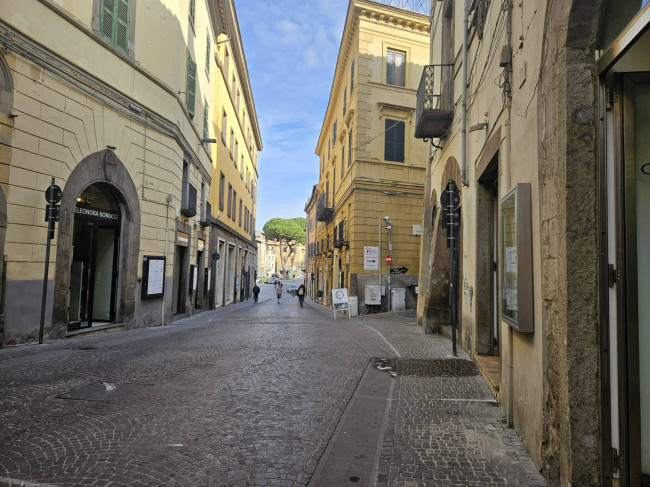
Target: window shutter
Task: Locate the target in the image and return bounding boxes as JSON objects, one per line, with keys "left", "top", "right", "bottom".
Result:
{"left": 115, "top": 0, "right": 129, "bottom": 52}
{"left": 395, "top": 121, "right": 405, "bottom": 162}
{"left": 100, "top": 0, "right": 115, "bottom": 41}
{"left": 206, "top": 35, "right": 211, "bottom": 74}
{"left": 203, "top": 103, "right": 209, "bottom": 140}
{"left": 186, "top": 56, "right": 196, "bottom": 117}
{"left": 189, "top": 0, "right": 196, "bottom": 24}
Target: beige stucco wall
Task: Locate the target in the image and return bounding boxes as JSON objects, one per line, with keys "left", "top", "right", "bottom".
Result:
{"left": 420, "top": 0, "right": 549, "bottom": 468}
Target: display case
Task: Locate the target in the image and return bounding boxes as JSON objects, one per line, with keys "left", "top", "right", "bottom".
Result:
{"left": 501, "top": 183, "right": 534, "bottom": 332}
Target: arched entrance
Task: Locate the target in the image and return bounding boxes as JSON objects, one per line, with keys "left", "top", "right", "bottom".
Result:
{"left": 52, "top": 150, "right": 140, "bottom": 338}
{"left": 68, "top": 183, "right": 121, "bottom": 329}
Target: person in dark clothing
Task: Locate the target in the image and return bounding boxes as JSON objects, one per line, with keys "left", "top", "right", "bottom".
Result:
{"left": 252, "top": 284, "right": 260, "bottom": 303}
{"left": 297, "top": 284, "right": 305, "bottom": 307}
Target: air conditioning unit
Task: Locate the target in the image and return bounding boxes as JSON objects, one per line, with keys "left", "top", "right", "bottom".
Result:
{"left": 199, "top": 201, "right": 211, "bottom": 227}
{"left": 181, "top": 181, "right": 197, "bottom": 217}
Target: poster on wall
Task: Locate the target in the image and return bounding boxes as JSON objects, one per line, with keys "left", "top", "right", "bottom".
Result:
{"left": 141, "top": 256, "right": 166, "bottom": 299}
{"left": 364, "top": 246, "right": 379, "bottom": 270}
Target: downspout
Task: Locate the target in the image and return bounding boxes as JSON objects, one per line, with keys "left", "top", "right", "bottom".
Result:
{"left": 461, "top": 0, "right": 469, "bottom": 187}
{"left": 504, "top": 0, "right": 514, "bottom": 427}
{"left": 161, "top": 194, "right": 171, "bottom": 325}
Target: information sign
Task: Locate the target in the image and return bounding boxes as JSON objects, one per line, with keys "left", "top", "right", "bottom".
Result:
{"left": 141, "top": 256, "right": 166, "bottom": 299}
{"left": 331, "top": 288, "right": 350, "bottom": 319}
{"left": 364, "top": 246, "right": 379, "bottom": 270}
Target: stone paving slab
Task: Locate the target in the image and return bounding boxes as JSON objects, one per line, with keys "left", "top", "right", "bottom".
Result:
{"left": 0, "top": 290, "right": 546, "bottom": 487}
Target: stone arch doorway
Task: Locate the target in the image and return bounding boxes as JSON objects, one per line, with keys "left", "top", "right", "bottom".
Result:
{"left": 52, "top": 150, "right": 140, "bottom": 338}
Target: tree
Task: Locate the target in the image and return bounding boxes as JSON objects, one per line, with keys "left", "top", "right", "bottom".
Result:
{"left": 263, "top": 218, "right": 306, "bottom": 278}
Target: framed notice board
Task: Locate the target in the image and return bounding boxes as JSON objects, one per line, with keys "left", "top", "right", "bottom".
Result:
{"left": 142, "top": 256, "right": 166, "bottom": 299}
{"left": 500, "top": 183, "right": 534, "bottom": 333}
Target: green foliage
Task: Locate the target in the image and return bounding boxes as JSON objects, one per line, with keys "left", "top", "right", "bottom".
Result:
{"left": 263, "top": 217, "right": 305, "bottom": 243}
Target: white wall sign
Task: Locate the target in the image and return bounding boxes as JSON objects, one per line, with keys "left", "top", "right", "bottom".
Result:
{"left": 364, "top": 246, "right": 379, "bottom": 270}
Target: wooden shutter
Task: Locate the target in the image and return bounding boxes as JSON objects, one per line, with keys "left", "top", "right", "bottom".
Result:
{"left": 206, "top": 35, "right": 211, "bottom": 74}
{"left": 385, "top": 119, "right": 405, "bottom": 163}
{"left": 115, "top": 0, "right": 129, "bottom": 52}
{"left": 100, "top": 0, "right": 115, "bottom": 41}
{"left": 186, "top": 56, "right": 196, "bottom": 117}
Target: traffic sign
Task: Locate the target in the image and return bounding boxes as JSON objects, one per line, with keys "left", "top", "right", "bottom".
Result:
{"left": 45, "top": 185, "right": 62, "bottom": 204}
{"left": 390, "top": 266, "right": 408, "bottom": 274}
{"left": 45, "top": 204, "right": 60, "bottom": 222}
{"left": 440, "top": 181, "right": 460, "bottom": 208}
{"left": 386, "top": 254, "right": 392, "bottom": 264}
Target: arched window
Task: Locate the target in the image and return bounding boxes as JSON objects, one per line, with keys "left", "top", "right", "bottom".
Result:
{"left": 0, "top": 54, "right": 14, "bottom": 115}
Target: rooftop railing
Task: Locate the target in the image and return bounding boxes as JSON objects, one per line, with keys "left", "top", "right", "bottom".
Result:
{"left": 373, "top": 0, "right": 431, "bottom": 15}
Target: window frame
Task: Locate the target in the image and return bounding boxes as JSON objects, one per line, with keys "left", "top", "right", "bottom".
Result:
{"left": 219, "top": 172, "right": 225, "bottom": 211}
{"left": 186, "top": 53, "right": 197, "bottom": 117}
{"left": 384, "top": 118, "right": 405, "bottom": 163}
{"left": 94, "top": 0, "right": 135, "bottom": 57}
{"left": 386, "top": 48, "right": 406, "bottom": 87}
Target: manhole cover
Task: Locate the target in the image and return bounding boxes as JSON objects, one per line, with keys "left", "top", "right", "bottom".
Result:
{"left": 57, "top": 382, "right": 149, "bottom": 401}
{"left": 397, "top": 359, "right": 478, "bottom": 377}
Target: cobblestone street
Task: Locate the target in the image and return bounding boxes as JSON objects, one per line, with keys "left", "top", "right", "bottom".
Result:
{"left": 0, "top": 284, "right": 545, "bottom": 486}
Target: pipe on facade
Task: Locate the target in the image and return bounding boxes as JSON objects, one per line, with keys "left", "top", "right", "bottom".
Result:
{"left": 161, "top": 194, "right": 171, "bottom": 326}
{"left": 461, "top": 0, "right": 469, "bottom": 187}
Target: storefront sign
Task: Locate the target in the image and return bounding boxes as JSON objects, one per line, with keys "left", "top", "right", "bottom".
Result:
{"left": 74, "top": 205, "right": 120, "bottom": 222}
{"left": 176, "top": 231, "right": 189, "bottom": 247}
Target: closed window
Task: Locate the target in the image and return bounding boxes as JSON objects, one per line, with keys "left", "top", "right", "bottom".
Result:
{"left": 239, "top": 199, "right": 242, "bottom": 226}
{"left": 203, "top": 102, "right": 209, "bottom": 140}
{"left": 348, "top": 125, "right": 353, "bottom": 167}
{"left": 219, "top": 172, "right": 225, "bottom": 210}
{"left": 221, "top": 110, "right": 227, "bottom": 142}
{"left": 232, "top": 190, "right": 237, "bottom": 221}
{"left": 350, "top": 60, "right": 355, "bottom": 92}
{"left": 99, "top": 0, "right": 130, "bottom": 53}
{"left": 386, "top": 49, "right": 405, "bottom": 87}
{"left": 384, "top": 119, "right": 405, "bottom": 163}
{"left": 189, "top": 0, "right": 195, "bottom": 25}
{"left": 186, "top": 54, "right": 197, "bottom": 117}
{"left": 227, "top": 183, "right": 232, "bottom": 217}
{"left": 205, "top": 33, "right": 211, "bottom": 74}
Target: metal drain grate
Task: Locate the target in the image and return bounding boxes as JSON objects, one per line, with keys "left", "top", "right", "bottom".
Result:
{"left": 397, "top": 359, "right": 478, "bottom": 377}
{"left": 57, "top": 382, "right": 149, "bottom": 401}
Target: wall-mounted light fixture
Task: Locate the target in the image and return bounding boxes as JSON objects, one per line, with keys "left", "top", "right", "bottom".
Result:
{"left": 469, "top": 122, "right": 488, "bottom": 133}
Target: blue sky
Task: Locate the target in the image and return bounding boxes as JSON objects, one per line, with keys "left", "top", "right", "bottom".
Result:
{"left": 236, "top": 0, "right": 350, "bottom": 230}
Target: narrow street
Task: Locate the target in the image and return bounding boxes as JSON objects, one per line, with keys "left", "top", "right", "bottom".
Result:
{"left": 0, "top": 283, "right": 544, "bottom": 487}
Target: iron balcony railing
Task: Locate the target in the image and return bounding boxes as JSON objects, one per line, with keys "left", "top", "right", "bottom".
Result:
{"left": 334, "top": 221, "right": 349, "bottom": 248}
{"left": 374, "top": 0, "right": 431, "bottom": 15}
{"left": 415, "top": 64, "right": 455, "bottom": 139}
{"left": 316, "top": 193, "right": 334, "bottom": 222}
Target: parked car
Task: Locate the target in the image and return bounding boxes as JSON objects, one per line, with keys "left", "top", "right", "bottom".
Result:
{"left": 266, "top": 277, "right": 279, "bottom": 284}
{"left": 271, "top": 273, "right": 279, "bottom": 278}
{"left": 287, "top": 284, "right": 299, "bottom": 296}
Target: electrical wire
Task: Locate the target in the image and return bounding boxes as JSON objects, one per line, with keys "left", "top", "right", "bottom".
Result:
{"left": 351, "top": 110, "right": 413, "bottom": 152}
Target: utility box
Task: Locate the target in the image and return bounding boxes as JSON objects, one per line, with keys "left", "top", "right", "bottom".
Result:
{"left": 365, "top": 285, "right": 381, "bottom": 305}
{"left": 391, "top": 288, "right": 406, "bottom": 310}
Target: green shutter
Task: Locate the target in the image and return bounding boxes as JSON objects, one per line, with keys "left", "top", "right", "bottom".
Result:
{"left": 189, "top": 0, "right": 196, "bottom": 24}
{"left": 115, "top": 0, "right": 129, "bottom": 52}
{"left": 186, "top": 56, "right": 196, "bottom": 117}
{"left": 100, "top": 0, "right": 129, "bottom": 53}
{"left": 100, "top": 0, "right": 115, "bottom": 41}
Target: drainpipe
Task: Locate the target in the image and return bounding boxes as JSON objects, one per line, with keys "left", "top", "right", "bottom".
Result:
{"left": 161, "top": 194, "right": 172, "bottom": 325}
{"left": 461, "top": 0, "right": 469, "bottom": 187}
{"left": 504, "top": 0, "right": 514, "bottom": 427}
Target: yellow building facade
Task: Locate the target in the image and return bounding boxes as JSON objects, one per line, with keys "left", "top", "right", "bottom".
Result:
{"left": 0, "top": 0, "right": 259, "bottom": 345}
{"left": 209, "top": 0, "right": 261, "bottom": 307}
{"left": 305, "top": 0, "right": 429, "bottom": 309}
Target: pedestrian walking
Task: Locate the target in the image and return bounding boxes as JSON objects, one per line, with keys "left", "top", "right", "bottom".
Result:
{"left": 297, "top": 283, "right": 305, "bottom": 307}
{"left": 276, "top": 281, "right": 283, "bottom": 303}
{"left": 252, "top": 284, "right": 260, "bottom": 303}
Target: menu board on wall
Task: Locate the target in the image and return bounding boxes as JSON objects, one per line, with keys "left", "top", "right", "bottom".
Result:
{"left": 142, "top": 256, "right": 166, "bottom": 299}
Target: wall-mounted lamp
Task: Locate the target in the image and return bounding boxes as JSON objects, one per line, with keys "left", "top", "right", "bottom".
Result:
{"left": 201, "top": 138, "right": 218, "bottom": 144}
{"left": 128, "top": 103, "right": 143, "bottom": 114}
{"left": 469, "top": 122, "right": 488, "bottom": 133}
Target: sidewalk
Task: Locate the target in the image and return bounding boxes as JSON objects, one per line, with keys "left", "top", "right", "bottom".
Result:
{"left": 349, "top": 309, "right": 546, "bottom": 487}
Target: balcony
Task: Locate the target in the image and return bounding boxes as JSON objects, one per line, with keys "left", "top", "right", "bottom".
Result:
{"left": 316, "top": 193, "right": 334, "bottom": 222}
{"left": 375, "top": 0, "right": 430, "bottom": 15}
{"left": 334, "top": 221, "right": 349, "bottom": 249}
{"left": 415, "top": 64, "right": 455, "bottom": 139}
